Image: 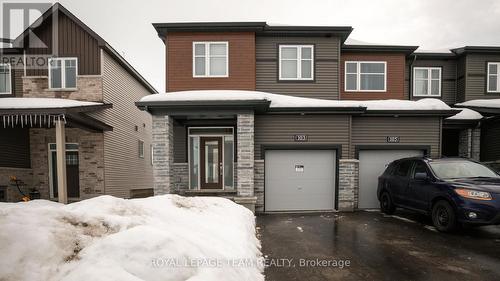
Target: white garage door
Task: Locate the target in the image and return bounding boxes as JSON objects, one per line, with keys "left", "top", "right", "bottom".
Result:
{"left": 265, "top": 150, "right": 336, "bottom": 212}
{"left": 358, "top": 150, "right": 424, "bottom": 209}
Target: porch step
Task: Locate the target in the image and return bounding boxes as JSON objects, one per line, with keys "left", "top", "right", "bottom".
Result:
{"left": 180, "top": 189, "right": 238, "bottom": 197}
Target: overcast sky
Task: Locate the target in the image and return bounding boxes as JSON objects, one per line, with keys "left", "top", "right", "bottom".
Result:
{"left": 5, "top": 0, "right": 500, "bottom": 92}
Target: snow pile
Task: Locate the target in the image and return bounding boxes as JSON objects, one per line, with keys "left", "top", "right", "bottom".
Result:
{"left": 446, "top": 108, "right": 483, "bottom": 120}
{"left": 0, "top": 98, "right": 102, "bottom": 109}
{"left": 456, "top": 99, "right": 500, "bottom": 109}
{"left": 140, "top": 90, "right": 452, "bottom": 111}
{"left": 0, "top": 195, "right": 263, "bottom": 281}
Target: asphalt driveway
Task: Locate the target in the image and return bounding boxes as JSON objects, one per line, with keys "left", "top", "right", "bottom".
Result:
{"left": 257, "top": 210, "right": 500, "bottom": 281}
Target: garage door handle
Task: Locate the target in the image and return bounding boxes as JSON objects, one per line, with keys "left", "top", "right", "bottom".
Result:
{"left": 297, "top": 187, "right": 302, "bottom": 190}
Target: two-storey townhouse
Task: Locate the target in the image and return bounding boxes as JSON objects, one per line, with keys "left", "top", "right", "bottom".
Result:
{"left": 137, "top": 22, "right": 457, "bottom": 213}
{"left": 0, "top": 3, "right": 156, "bottom": 202}
{"left": 398, "top": 47, "right": 500, "bottom": 170}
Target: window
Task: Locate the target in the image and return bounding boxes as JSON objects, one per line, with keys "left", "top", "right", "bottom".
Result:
{"left": 488, "top": 62, "right": 500, "bottom": 93}
{"left": 193, "top": 42, "right": 228, "bottom": 77}
{"left": 412, "top": 161, "right": 429, "bottom": 178}
{"left": 279, "top": 45, "right": 314, "bottom": 80}
{"left": 394, "top": 161, "right": 412, "bottom": 177}
{"left": 413, "top": 67, "right": 441, "bottom": 97}
{"left": 138, "top": 140, "right": 144, "bottom": 158}
{"left": 345, "top": 61, "right": 386, "bottom": 91}
{"left": 0, "top": 63, "right": 11, "bottom": 95}
{"left": 49, "top": 58, "right": 77, "bottom": 89}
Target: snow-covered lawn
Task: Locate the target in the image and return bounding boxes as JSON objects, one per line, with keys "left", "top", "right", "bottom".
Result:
{"left": 0, "top": 195, "right": 263, "bottom": 281}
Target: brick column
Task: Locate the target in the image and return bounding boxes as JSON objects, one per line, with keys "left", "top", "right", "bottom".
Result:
{"left": 152, "top": 115, "right": 173, "bottom": 195}
{"left": 236, "top": 113, "right": 255, "bottom": 197}
{"left": 338, "top": 159, "right": 359, "bottom": 212}
{"left": 458, "top": 128, "right": 481, "bottom": 161}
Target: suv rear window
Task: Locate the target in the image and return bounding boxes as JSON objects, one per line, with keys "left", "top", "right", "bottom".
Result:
{"left": 394, "top": 160, "right": 413, "bottom": 177}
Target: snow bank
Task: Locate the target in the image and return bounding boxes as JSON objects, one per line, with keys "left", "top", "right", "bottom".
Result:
{"left": 446, "top": 108, "right": 483, "bottom": 120}
{"left": 140, "top": 90, "right": 452, "bottom": 111}
{"left": 456, "top": 99, "right": 500, "bottom": 109}
{"left": 0, "top": 195, "right": 263, "bottom": 281}
{"left": 0, "top": 98, "right": 102, "bottom": 109}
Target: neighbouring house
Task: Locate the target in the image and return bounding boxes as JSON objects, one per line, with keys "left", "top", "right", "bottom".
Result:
{"left": 0, "top": 3, "right": 156, "bottom": 202}
{"left": 136, "top": 22, "right": 467, "bottom": 213}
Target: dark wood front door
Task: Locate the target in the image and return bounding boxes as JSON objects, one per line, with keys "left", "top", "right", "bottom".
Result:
{"left": 200, "top": 137, "right": 223, "bottom": 189}
{"left": 51, "top": 151, "right": 80, "bottom": 198}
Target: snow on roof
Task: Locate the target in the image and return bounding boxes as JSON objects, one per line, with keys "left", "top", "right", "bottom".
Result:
{"left": 446, "top": 108, "right": 483, "bottom": 120}
{"left": 139, "top": 90, "right": 452, "bottom": 111}
{"left": 0, "top": 195, "right": 263, "bottom": 280}
{"left": 0, "top": 98, "right": 103, "bottom": 109}
{"left": 344, "top": 38, "right": 384, "bottom": 46}
{"left": 456, "top": 99, "right": 500, "bottom": 109}
{"left": 414, "top": 48, "right": 453, "bottom": 54}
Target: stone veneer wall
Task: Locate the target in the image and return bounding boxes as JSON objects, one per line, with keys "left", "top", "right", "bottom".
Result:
{"left": 338, "top": 159, "right": 359, "bottom": 211}
{"left": 30, "top": 128, "right": 105, "bottom": 200}
{"left": 459, "top": 128, "right": 481, "bottom": 161}
{"left": 254, "top": 160, "right": 264, "bottom": 213}
{"left": 0, "top": 168, "right": 33, "bottom": 202}
{"left": 22, "top": 76, "right": 103, "bottom": 101}
{"left": 152, "top": 115, "right": 173, "bottom": 195}
{"left": 172, "top": 163, "right": 189, "bottom": 192}
{"left": 236, "top": 113, "right": 255, "bottom": 197}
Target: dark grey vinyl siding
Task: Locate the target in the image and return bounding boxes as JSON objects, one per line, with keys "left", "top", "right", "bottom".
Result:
{"left": 464, "top": 54, "right": 500, "bottom": 101}
{"left": 456, "top": 56, "right": 466, "bottom": 103}
{"left": 351, "top": 117, "right": 441, "bottom": 158}
{"left": 173, "top": 122, "right": 187, "bottom": 163}
{"left": 481, "top": 120, "right": 500, "bottom": 162}
{"left": 254, "top": 115, "right": 350, "bottom": 159}
{"left": 409, "top": 59, "right": 457, "bottom": 105}
{"left": 26, "top": 12, "right": 100, "bottom": 76}
{"left": 0, "top": 128, "right": 30, "bottom": 168}
{"left": 255, "top": 36, "right": 340, "bottom": 100}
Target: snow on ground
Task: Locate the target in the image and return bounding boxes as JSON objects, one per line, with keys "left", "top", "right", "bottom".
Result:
{"left": 456, "top": 99, "right": 500, "bottom": 109}
{"left": 140, "top": 90, "right": 452, "bottom": 111}
{"left": 0, "top": 195, "right": 263, "bottom": 281}
{"left": 446, "top": 108, "right": 483, "bottom": 120}
{"left": 0, "top": 98, "right": 103, "bottom": 109}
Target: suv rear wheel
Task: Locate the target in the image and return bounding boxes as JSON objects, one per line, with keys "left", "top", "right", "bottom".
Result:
{"left": 380, "top": 191, "right": 396, "bottom": 215}
{"left": 432, "top": 200, "right": 458, "bottom": 232}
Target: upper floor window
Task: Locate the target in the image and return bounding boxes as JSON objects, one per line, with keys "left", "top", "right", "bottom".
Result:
{"left": 193, "top": 42, "right": 228, "bottom": 77}
{"left": 413, "top": 67, "right": 441, "bottom": 97}
{"left": 279, "top": 45, "right": 314, "bottom": 80}
{"left": 49, "top": 58, "right": 77, "bottom": 89}
{"left": 0, "top": 63, "right": 12, "bottom": 95}
{"left": 345, "top": 61, "right": 386, "bottom": 92}
{"left": 488, "top": 62, "right": 500, "bottom": 93}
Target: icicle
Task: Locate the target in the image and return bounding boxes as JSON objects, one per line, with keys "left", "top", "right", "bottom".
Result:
{"left": 2, "top": 116, "right": 5, "bottom": 128}
{"left": 20, "top": 115, "right": 23, "bottom": 128}
{"left": 30, "top": 115, "right": 33, "bottom": 127}
{"left": 62, "top": 114, "right": 66, "bottom": 124}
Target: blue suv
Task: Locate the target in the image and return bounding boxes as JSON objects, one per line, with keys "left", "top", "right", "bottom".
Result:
{"left": 377, "top": 157, "right": 500, "bottom": 232}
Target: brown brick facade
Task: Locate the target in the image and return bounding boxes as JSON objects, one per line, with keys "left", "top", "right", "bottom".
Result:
{"left": 22, "top": 76, "right": 103, "bottom": 102}
{"left": 166, "top": 32, "right": 256, "bottom": 91}
{"left": 340, "top": 53, "right": 406, "bottom": 100}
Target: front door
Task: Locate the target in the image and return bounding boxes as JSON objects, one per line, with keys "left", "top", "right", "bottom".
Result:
{"left": 200, "top": 137, "right": 223, "bottom": 189}
{"left": 51, "top": 150, "right": 80, "bottom": 198}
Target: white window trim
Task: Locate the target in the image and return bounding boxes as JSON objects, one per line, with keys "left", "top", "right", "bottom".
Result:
{"left": 138, "top": 140, "right": 145, "bottom": 159}
{"left": 0, "top": 63, "right": 12, "bottom": 95}
{"left": 487, "top": 62, "right": 500, "bottom": 93}
{"left": 192, "top": 42, "right": 229, "bottom": 78}
{"left": 412, "top": 67, "right": 442, "bottom": 97}
{"left": 278, "top": 45, "right": 314, "bottom": 81}
{"left": 344, "top": 61, "right": 387, "bottom": 92}
{"left": 48, "top": 57, "right": 78, "bottom": 90}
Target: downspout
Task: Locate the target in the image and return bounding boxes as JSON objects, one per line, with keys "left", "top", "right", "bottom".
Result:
{"left": 408, "top": 54, "right": 417, "bottom": 100}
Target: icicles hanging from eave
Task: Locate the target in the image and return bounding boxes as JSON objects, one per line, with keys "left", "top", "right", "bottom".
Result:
{"left": 1, "top": 114, "right": 66, "bottom": 129}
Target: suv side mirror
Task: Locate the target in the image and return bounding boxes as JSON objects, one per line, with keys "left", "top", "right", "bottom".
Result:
{"left": 414, "top": 172, "right": 429, "bottom": 181}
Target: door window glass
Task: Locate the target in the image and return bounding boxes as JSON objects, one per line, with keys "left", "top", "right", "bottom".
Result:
{"left": 394, "top": 161, "right": 412, "bottom": 177}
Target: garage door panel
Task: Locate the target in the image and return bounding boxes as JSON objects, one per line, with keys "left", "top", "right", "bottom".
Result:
{"left": 358, "top": 150, "right": 423, "bottom": 209}
{"left": 265, "top": 150, "right": 336, "bottom": 212}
